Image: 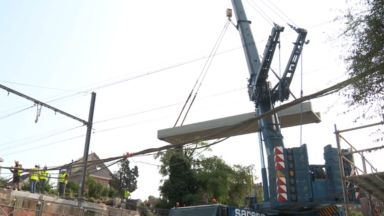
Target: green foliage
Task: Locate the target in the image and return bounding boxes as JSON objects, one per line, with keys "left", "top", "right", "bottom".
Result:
{"left": 140, "top": 203, "right": 156, "bottom": 216}
{"left": 349, "top": 210, "right": 363, "bottom": 216}
{"left": 85, "top": 174, "right": 104, "bottom": 199}
{"left": 155, "top": 141, "right": 258, "bottom": 208}
{"left": 148, "top": 195, "right": 157, "bottom": 201}
{"left": 66, "top": 181, "right": 79, "bottom": 197}
{"left": 158, "top": 148, "right": 199, "bottom": 206}
{"left": 109, "top": 158, "right": 139, "bottom": 197}
{"left": 108, "top": 187, "right": 116, "bottom": 198}
{"left": 101, "top": 187, "right": 108, "bottom": 197}
{"left": 336, "top": 0, "right": 384, "bottom": 125}
{"left": 0, "top": 177, "right": 8, "bottom": 187}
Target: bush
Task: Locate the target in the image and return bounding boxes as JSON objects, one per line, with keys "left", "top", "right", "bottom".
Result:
{"left": 108, "top": 187, "right": 116, "bottom": 198}
{"left": 101, "top": 187, "right": 108, "bottom": 197}
{"left": 66, "top": 181, "right": 79, "bottom": 197}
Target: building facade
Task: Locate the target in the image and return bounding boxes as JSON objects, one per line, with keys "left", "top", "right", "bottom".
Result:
{"left": 67, "top": 153, "right": 112, "bottom": 187}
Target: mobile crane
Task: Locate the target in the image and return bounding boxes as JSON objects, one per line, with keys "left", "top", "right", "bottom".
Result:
{"left": 167, "top": 0, "right": 360, "bottom": 215}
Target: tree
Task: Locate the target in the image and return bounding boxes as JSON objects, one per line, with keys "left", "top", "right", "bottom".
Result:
{"left": 155, "top": 141, "right": 258, "bottom": 208}
{"left": 155, "top": 141, "right": 211, "bottom": 207}
{"left": 109, "top": 158, "right": 139, "bottom": 197}
{"left": 336, "top": 0, "right": 384, "bottom": 125}
{"left": 148, "top": 195, "right": 157, "bottom": 201}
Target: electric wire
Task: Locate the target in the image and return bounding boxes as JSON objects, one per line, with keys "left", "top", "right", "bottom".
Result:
{"left": 257, "top": 0, "right": 292, "bottom": 26}
{"left": 3, "top": 74, "right": 352, "bottom": 159}
{"left": 0, "top": 86, "right": 246, "bottom": 154}
{"left": 0, "top": 80, "right": 87, "bottom": 93}
{"left": 0, "top": 60, "right": 343, "bottom": 155}
{"left": 1, "top": 135, "right": 85, "bottom": 157}
{"left": 0, "top": 19, "right": 335, "bottom": 118}
{"left": 0, "top": 124, "right": 82, "bottom": 147}
{"left": 0, "top": 126, "right": 85, "bottom": 151}
{"left": 264, "top": 0, "right": 298, "bottom": 26}
{"left": 245, "top": 0, "right": 274, "bottom": 26}
{"left": 0, "top": 105, "right": 35, "bottom": 120}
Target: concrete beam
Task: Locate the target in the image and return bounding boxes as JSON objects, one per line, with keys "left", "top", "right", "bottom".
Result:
{"left": 158, "top": 102, "right": 321, "bottom": 144}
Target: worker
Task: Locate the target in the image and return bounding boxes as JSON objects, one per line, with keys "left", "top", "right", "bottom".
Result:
{"left": 373, "top": 204, "right": 380, "bottom": 216}
{"left": 29, "top": 165, "right": 39, "bottom": 193}
{"left": 10, "top": 160, "right": 22, "bottom": 191}
{"left": 124, "top": 188, "right": 130, "bottom": 200}
{"left": 59, "top": 169, "right": 69, "bottom": 197}
{"left": 39, "top": 165, "right": 48, "bottom": 194}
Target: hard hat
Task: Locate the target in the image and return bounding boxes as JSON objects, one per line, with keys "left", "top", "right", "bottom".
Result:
{"left": 44, "top": 165, "right": 47, "bottom": 168}
{"left": 61, "top": 169, "right": 66, "bottom": 172}
{"left": 14, "top": 160, "right": 19, "bottom": 163}
{"left": 35, "top": 164, "right": 39, "bottom": 167}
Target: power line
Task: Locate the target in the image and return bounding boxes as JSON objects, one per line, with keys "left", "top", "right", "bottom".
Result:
{"left": 0, "top": 80, "right": 87, "bottom": 93}
{"left": 1, "top": 135, "right": 85, "bottom": 157}
{"left": 0, "top": 126, "right": 85, "bottom": 151}
{"left": 0, "top": 19, "right": 334, "bottom": 117}
{"left": 246, "top": 0, "right": 275, "bottom": 26}
{"left": 0, "top": 86, "right": 245, "bottom": 151}
{"left": 0, "top": 62, "right": 342, "bottom": 153}
{"left": 0, "top": 105, "right": 35, "bottom": 120}
{"left": 264, "top": 0, "right": 298, "bottom": 26}
{"left": 257, "top": 0, "right": 292, "bottom": 26}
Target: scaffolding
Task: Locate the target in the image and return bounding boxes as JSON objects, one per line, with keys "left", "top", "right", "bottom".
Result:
{"left": 334, "top": 120, "right": 384, "bottom": 216}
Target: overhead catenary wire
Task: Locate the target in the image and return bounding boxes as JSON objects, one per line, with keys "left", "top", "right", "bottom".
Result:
{"left": 1, "top": 72, "right": 356, "bottom": 158}
{"left": 246, "top": 0, "right": 274, "bottom": 26}
{"left": 0, "top": 80, "right": 87, "bottom": 93}
{"left": 175, "top": 19, "right": 230, "bottom": 127}
{"left": 264, "top": 0, "right": 298, "bottom": 27}
{"left": 0, "top": 105, "right": 35, "bottom": 120}
{"left": 257, "top": 0, "right": 294, "bottom": 26}
{"left": 0, "top": 60, "right": 344, "bottom": 156}
{"left": 0, "top": 126, "right": 85, "bottom": 151}
{"left": 0, "top": 19, "right": 335, "bottom": 118}
{"left": 0, "top": 87, "right": 247, "bottom": 154}
{"left": 1, "top": 72, "right": 365, "bottom": 179}
{"left": 129, "top": 74, "right": 362, "bottom": 157}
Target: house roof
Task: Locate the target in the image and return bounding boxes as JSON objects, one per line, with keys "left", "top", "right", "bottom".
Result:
{"left": 70, "top": 152, "right": 113, "bottom": 180}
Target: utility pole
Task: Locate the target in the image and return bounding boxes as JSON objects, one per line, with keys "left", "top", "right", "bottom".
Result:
{"left": 79, "top": 92, "right": 96, "bottom": 197}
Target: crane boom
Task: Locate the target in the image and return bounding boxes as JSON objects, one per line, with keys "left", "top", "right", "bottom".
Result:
{"left": 272, "top": 25, "right": 308, "bottom": 102}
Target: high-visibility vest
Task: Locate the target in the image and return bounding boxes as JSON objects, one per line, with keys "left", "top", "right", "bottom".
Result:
{"left": 16, "top": 164, "right": 22, "bottom": 177}
{"left": 59, "top": 174, "right": 67, "bottom": 183}
{"left": 30, "top": 168, "right": 38, "bottom": 180}
{"left": 40, "top": 171, "right": 48, "bottom": 180}
{"left": 124, "top": 191, "right": 130, "bottom": 199}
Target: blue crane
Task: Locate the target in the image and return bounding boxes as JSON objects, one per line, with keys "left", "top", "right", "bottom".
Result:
{"left": 167, "top": 1, "right": 360, "bottom": 216}
{"left": 230, "top": 0, "right": 360, "bottom": 214}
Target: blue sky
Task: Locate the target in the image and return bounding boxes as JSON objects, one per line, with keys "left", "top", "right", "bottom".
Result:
{"left": 0, "top": 0, "right": 382, "bottom": 201}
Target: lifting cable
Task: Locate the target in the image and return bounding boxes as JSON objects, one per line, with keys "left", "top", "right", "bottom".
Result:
{"left": 174, "top": 19, "right": 230, "bottom": 127}
{"left": 300, "top": 50, "right": 304, "bottom": 146}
